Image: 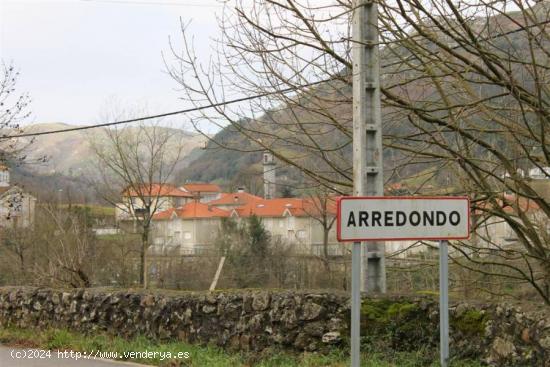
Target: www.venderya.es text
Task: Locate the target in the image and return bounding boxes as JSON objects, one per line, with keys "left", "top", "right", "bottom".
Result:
{"left": 10, "top": 349, "right": 190, "bottom": 361}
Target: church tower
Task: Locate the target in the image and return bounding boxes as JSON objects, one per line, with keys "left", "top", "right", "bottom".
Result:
{"left": 262, "top": 151, "right": 276, "bottom": 199}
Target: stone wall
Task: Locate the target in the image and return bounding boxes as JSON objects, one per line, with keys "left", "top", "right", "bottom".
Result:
{"left": 0, "top": 287, "right": 548, "bottom": 366}
{"left": 0, "top": 287, "right": 348, "bottom": 353}
{"left": 358, "top": 296, "right": 549, "bottom": 366}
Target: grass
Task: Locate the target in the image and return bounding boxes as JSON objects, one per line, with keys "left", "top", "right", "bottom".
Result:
{"left": 0, "top": 326, "right": 484, "bottom": 367}
{"left": 54, "top": 203, "right": 116, "bottom": 217}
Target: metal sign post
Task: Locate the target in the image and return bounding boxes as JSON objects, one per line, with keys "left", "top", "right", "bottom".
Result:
{"left": 439, "top": 240, "right": 449, "bottom": 367}
{"left": 351, "top": 242, "right": 361, "bottom": 367}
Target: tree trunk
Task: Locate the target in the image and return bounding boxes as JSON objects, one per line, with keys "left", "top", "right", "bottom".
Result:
{"left": 141, "top": 226, "right": 149, "bottom": 289}
{"left": 77, "top": 269, "right": 91, "bottom": 288}
{"left": 321, "top": 226, "right": 333, "bottom": 286}
{"left": 323, "top": 226, "right": 331, "bottom": 272}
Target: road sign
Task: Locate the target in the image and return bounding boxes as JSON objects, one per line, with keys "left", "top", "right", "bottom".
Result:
{"left": 337, "top": 196, "right": 470, "bottom": 242}
{"left": 339, "top": 196, "right": 470, "bottom": 367}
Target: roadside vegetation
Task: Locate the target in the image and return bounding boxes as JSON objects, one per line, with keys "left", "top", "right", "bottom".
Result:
{"left": 0, "top": 326, "right": 484, "bottom": 367}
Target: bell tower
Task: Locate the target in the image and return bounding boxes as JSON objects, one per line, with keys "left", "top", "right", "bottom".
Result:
{"left": 262, "top": 151, "right": 276, "bottom": 199}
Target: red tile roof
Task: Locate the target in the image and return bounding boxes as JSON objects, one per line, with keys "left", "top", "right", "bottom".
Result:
{"left": 233, "top": 197, "right": 337, "bottom": 218}
{"left": 153, "top": 201, "right": 230, "bottom": 220}
{"left": 123, "top": 184, "right": 193, "bottom": 198}
{"left": 474, "top": 194, "right": 540, "bottom": 215}
{"left": 182, "top": 183, "right": 222, "bottom": 193}
{"left": 501, "top": 194, "right": 540, "bottom": 211}
{"left": 152, "top": 190, "right": 338, "bottom": 221}
{"left": 209, "top": 192, "right": 264, "bottom": 206}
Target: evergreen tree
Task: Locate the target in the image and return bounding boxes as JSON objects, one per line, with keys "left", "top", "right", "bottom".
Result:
{"left": 215, "top": 215, "right": 272, "bottom": 288}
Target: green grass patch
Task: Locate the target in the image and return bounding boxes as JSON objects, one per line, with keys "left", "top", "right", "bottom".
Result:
{"left": 415, "top": 290, "right": 439, "bottom": 297}
{"left": 38, "top": 203, "right": 115, "bottom": 217}
{"left": 0, "top": 326, "right": 484, "bottom": 366}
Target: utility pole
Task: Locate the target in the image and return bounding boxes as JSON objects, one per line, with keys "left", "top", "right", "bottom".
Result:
{"left": 352, "top": 0, "right": 386, "bottom": 294}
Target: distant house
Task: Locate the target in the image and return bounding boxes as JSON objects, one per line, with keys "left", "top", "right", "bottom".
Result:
{"left": 229, "top": 197, "right": 341, "bottom": 255}
{"left": 181, "top": 183, "right": 222, "bottom": 203}
{"left": 115, "top": 183, "right": 193, "bottom": 221}
{"left": 152, "top": 201, "right": 230, "bottom": 255}
{"left": 0, "top": 165, "right": 36, "bottom": 229}
{"left": 208, "top": 190, "right": 264, "bottom": 210}
{"left": 471, "top": 194, "right": 545, "bottom": 251}
{"left": 151, "top": 190, "right": 343, "bottom": 256}
{"left": 528, "top": 167, "right": 550, "bottom": 180}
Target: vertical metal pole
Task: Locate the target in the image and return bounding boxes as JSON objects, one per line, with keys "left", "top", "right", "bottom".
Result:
{"left": 352, "top": 0, "right": 386, "bottom": 294}
{"left": 439, "top": 240, "right": 449, "bottom": 367}
{"left": 351, "top": 241, "right": 361, "bottom": 367}
{"left": 351, "top": 0, "right": 385, "bottom": 363}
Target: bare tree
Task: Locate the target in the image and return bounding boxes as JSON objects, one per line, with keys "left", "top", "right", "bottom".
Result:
{"left": 0, "top": 62, "right": 30, "bottom": 138}
{"left": 375, "top": 0, "right": 550, "bottom": 303}
{"left": 90, "top": 114, "right": 186, "bottom": 289}
{"left": 0, "top": 62, "right": 40, "bottom": 169}
{"left": 29, "top": 203, "right": 95, "bottom": 288}
{"left": 0, "top": 227, "right": 34, "bottom": 284}
{"left": 166, "top": 0, "right": 550, "bottom": 303}
{"left": 301, "top": 187, "right": 337, "bottom": 273}
{"left": 165, "top": 1, "right": 355, "bottom": 193}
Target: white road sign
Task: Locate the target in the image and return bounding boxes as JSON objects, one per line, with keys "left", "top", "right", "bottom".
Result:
{"left": 337, "top": 196, "right": 470, "bottom": 241}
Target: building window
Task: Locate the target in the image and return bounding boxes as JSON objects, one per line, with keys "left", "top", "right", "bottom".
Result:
{"left": 194, "top": 245, "right": 209, "bottom": 255}
{"left": 286, "top": 216, "right": 295, "bottom": 229}
{"left": 297, "top": 230, "right": 306, "bottom": 239}
{"left": 184, "top": 231, "right": 192, "bottom": 240}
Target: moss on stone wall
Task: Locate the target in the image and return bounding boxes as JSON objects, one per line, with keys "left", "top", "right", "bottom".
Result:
{"left": 360, "top": 298, "right": 434, "bottom": 353}
{"left": 361, "top": 300, "right": 420, "bottom": 322}
{"left": 453, "top": 310, "right": 487, "bottom": 335}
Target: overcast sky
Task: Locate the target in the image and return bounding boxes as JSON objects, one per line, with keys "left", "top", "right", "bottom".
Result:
{"left": 0, "top": 0, "right": 224, "bottom": 128}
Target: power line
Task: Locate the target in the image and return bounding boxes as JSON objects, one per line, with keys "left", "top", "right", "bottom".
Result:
{"left": 4, "top": 79, "right": 329, "bottom": 140}
{"left": 6, "top": 12, "right": 544, "bottom": 140}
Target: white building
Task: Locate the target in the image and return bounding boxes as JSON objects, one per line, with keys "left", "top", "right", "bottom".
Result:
{"left": 115, "top": 183, "right": 193, "bottom": 221}
{"left": 151, "top": 191, "right": 344, "bottom": 256}
{"left": 528, "top": 167, "right": 550, "bottom": 180}
{"left": 0, "top": 165, "right": 36, "bottom": 229}
{"left": 152, "top": 201, "right": 230, "bottom": 255}
{"left": 181, "top": 183, "right": 222, "bottom": 203}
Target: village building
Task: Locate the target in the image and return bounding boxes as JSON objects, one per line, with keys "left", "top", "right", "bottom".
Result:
{"left": 115, "top": 183, "right": 193, "bottom": 221}
{"left": 0, "top": 165, "right": 36, "bottom": 229}
{"left": 151, "top": 190, "right": 342, "bottom": 256}
{"left": 208, "top": 190, "right": 264, "bottom": 211}
{"left": 470, "top": 194, "right": 546, "bottom": 251}
{"left": 181, "top": 183, "right": 222, "bottom": 203}
{"left": 151, "top": 201, "right": 230, "bottom": 255}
